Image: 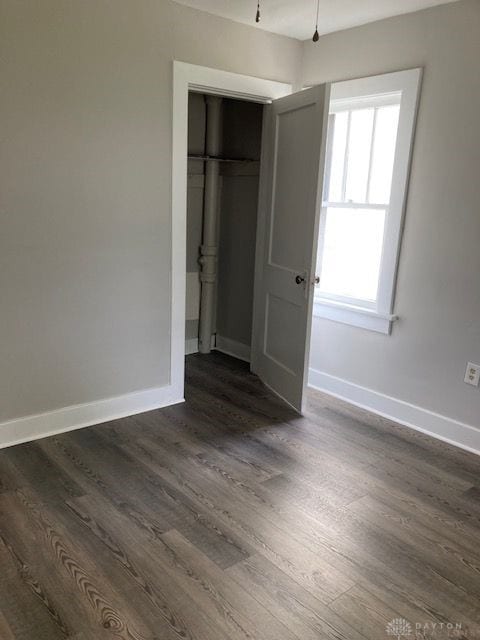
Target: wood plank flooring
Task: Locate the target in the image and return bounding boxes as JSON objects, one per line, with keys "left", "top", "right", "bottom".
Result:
{"left": 1, "top": 352, "right": 480, "bottom": 639}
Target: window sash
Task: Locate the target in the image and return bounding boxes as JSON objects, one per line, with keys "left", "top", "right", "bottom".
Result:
{"left": 322, "top": 201, "right": 387, "bottom": 210}
{"left": 315, "top": 203, "right": 388, "bottom": 310}
{"left": 324, "top": 103, "right": 400, "bottom": 207}
{"left": 330, "top": 91, "right": 402, "bottom": 113}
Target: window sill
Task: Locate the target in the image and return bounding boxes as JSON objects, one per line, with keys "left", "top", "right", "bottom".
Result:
{"left": 313, "top": 299, "right": 398, "bottom": 335}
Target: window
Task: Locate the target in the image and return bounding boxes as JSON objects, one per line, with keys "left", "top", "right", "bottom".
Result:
{"left": 314, "top": 69, "right": 422, "bottom": 334}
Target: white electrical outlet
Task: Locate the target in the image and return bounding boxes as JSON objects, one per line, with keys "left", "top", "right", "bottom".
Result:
{"left": 464, "top": 362, "right": 480, "bottom": 387}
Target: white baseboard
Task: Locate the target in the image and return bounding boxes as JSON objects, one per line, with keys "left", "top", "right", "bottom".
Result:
{"left": 308, "top": 368, "right": 480, "bottom": 456}
{"left": 185, "top": 338, "right": 199, "bottom": 355}
{"left": 0, "top": 384, "right": 184, "bottom": 450}
{"left": 215, "top": 335, "right": 251, "bottom": 363}
{"left": 185, "top": 335, "right": 216, "bottom": 355}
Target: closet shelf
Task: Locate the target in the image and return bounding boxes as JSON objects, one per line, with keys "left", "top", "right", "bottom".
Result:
{"left": 188, "top": 154, "right": 257, "bottom": 164}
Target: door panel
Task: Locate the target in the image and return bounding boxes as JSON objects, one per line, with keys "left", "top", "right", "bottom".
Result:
{"left": 269, "top": 102, "right": 319, "bottom": 271}
{"left": 252, "top": 85, "right": 330, "bottom": 411}
{"left": 265, "top": 293, "right": 304, "bottom": 374}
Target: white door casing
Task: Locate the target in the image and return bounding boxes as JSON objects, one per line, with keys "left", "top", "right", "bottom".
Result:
{"left": 251, "top": 85, "right": 330, "bottom": 412}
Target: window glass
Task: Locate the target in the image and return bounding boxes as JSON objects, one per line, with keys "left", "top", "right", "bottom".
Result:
{"left": 368, "top": 105, "right": 400, "bottom": 204}
{"left": 327, "top": 111, "right": 348, "bottom": 201}
{"left": 344, "top": 108, "right": 374, "bottom": 203}
{"left": 318, "top": 207, "right": 386, "bottom": 301}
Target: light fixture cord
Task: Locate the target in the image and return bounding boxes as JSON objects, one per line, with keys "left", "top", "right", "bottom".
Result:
{"left": 256, "top": 0, "right": 260, "bottom": 23}
{"left": 313, "top": 0, "right": 320, "bottom": 41}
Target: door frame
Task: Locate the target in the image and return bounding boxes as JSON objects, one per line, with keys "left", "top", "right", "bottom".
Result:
{"left": 171, "top": 61, "right": 291, "bottom": 401}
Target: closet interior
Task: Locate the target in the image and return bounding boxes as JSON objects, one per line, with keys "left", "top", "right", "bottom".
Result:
{"left": 185, "top": 91, "right": 264, "bottom": 362}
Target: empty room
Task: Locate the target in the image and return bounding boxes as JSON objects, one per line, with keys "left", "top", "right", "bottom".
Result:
{"left": 1, "top": 0, "right": 480, "bottom": 638}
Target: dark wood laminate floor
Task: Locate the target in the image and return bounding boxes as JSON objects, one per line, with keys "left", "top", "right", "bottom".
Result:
{"left": 1, "top": 353, "right": 480, "bottom": 640}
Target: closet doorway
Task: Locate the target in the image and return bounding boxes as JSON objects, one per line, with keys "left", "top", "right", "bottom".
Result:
{"left": 185, "top": 92, "right": 264, "bottom": 363}
{"left": 171, "top": 62, "right": 292, "bottom": 404}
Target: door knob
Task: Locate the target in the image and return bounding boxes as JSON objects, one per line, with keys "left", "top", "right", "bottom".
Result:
{"left": 295, "top": 275, "right": 305, "bottom": 285}
{"left": 313, "top": 276, "right": 320, "bottom": 285}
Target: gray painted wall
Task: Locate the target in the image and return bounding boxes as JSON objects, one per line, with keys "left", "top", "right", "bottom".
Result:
{"left": 303, "top": 0, "right": 480, "bottom": 427}
{"left": 0, "top": 0, "right": 300, "bottom": 423}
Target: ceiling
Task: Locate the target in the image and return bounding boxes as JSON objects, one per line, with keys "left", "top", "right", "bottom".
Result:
{"left": 174, "top": 0, "right": 460, "bottom": 40}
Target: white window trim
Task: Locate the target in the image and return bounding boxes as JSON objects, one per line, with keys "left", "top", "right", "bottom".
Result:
{"left": 314, "top": 68, "right": 422, "bottom": 335}
{"left": 313, "top": 299, "right": 398, "bottom": 334}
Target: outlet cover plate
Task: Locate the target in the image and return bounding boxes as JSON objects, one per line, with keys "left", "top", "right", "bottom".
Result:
{"left": 464, "top": 362, "right": 480, "bottom": 387}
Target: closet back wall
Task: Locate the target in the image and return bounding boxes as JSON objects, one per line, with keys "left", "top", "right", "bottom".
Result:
{"left": 216, "top": 99, "right": 263, "bottom": 353}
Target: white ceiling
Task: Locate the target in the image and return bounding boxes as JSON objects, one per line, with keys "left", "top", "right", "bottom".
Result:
{"left": 174, "top": 0, "right": 460, "bottom": 40}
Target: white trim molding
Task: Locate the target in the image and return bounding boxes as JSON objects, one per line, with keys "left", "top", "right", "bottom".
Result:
{"left": 0, "top": 385, "right": 183, "bottom": 450}
{"left": 185, "top": 338, "right": 199, "bottom": 355}
{"left": 309, "top": 368, "right": 480, "bottom": 456}
{"left": 185, "top": 335, "right": 215, "bottom": 355}
{"left": 174, "top": 61, "right": 292, "bottom": 104}
{"left": 215, "top": 335, "right": 251, "bottom": 363}
{"left": 313, "top": 299, "right": 397, "bottom": 334}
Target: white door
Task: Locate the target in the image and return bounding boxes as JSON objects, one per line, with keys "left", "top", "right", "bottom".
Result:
{"left": 251, "top": 85, "right": 330, "bottom": 412}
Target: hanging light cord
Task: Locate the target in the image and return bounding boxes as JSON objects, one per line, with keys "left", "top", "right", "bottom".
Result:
{"left": 255, "top": 0, "right": 319, "bottom": 40}
{"left": 313, "top": 0, "right": 320, "bottom": 41}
